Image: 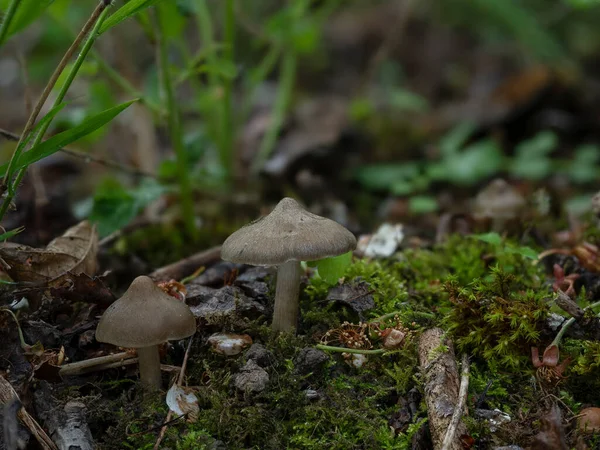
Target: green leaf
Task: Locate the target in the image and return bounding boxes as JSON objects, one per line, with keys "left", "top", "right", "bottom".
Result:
{"left": 441, "top": 139, "right": 504, "bottom": 185}
{"left": 0, "top": 0, "right": 53, "bottom": 43}
{"left": 88, "top": 178, "right": 167, "bottom": 237}
{"left": 439, "top": 122, "right": 476, "bottom": 157}
{"left": 0, "top": 226, "right": 24, "bottom": 242}
{"left": 505, "top": 246, "right": 539, "bottom": 260}
{"left": 0, "top": 99, "right": 137, "bottom": 177}
{"left": 314, "top": 251, "right": 353, "bottom": 285}
{"left": 409, "top": 196, "right": 438, "bottom": 214}
{"left": 355, "top": 163, "right": 420, "bottom": 191}
{"left": 472, "top": 232, "right": 502, "bottom": 246}
{"left": 99, "top": 0, "right": 166, "bottom": 35}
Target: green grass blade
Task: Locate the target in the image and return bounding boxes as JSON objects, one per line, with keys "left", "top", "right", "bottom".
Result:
{"left": 0, "top": 0, "right": 52, "bottom": 44}
{"left": 0, "top": 226, "right": 24, "bottom": 242}
{"left": 0, "top": 99, "right": 138, "bottom": 177}
{"left": 98, "top": 0, "right": 165, "bottom": 34}
{"left": 5, "top": 102, "right": 66, "bottom": 183}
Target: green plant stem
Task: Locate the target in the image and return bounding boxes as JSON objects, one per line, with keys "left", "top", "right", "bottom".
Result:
{"left": 552, "top": 299, "right": 600, "bottom": 347}
{"left": 194, "top": 0, "right": 229, "bottom": 178}
{"left": 0, "top": 1, "right": 112, "bottom": 221}
{"left": 48, "top": 14, "right": 163, "bottom": 115}
{"left": 155, "top": 8, "right": 196, "bottom": 240}
{"left": 315, "top": 344, "right": 387, "bottom": 355}
{"left": 0, "top": 307, "right": 31, "bottom": 351}
{"left": 0, "top": 0, "right": 22, "bottom": 46}
{"left": 252, "top": 50, "right": 296, "bottom": 174}
{"left": 220, "top": 0, "right": 235, "bottom": 180}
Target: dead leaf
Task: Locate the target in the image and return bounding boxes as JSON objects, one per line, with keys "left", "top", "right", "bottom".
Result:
{"left": 0, "top": 221, "right": 98, "bottom": 283}
{"left": 166, "top": 384, "right": 199, "bottom": 422}
{"left": 326, "top": 280, "right": 375, "bottom": 316}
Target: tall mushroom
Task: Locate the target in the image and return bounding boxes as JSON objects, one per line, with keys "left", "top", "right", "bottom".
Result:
{"left": 221, "top": 197, "right": 356, "bottom": 333}
{"left": 95, "top": 276, "right": 196, "bottom": 389}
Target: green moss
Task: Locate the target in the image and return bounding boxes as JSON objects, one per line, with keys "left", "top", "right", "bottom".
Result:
{"left": 444, "top": 267, "right": 549, "bottom": 369}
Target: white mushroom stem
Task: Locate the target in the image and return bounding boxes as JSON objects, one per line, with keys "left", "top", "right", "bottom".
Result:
{"left": 136, "top": 346, "right": 162, "bottom": 389}
{"left": 272, "top": 260, "right": 302, "bottom": 332}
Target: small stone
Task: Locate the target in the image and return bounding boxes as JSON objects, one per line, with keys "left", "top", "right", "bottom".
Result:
{"left": 189, "top": 285, "right": 267, "bottom": 325}
{"left": 475, "top": 408, "right": 511, "bottom": 432}
{"left": 245, "top": 344, "right": 273, "bottom": 367}
{"left": 293, "top": 348, "right": 329, "bottom": 375}
{"left": 344, "top": 353, "right": 367, "bottom": 368}
{"left": 207, "top": 333, "right": 252, "bottom": 356}
{"left": 305, "top": 389, "right": 319, "bottom": 400}
{"left": 234, "top": 360, "right": 269, "bottom": 393}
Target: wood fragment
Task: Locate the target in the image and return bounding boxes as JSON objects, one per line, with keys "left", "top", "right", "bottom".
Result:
{"left": 441, "top": 354, "right": 470, "bottom": 450}
{"left": 418, "top": 328, "right": 467, "bottom": 450}
{"left": 149, "top": 246, "right": 222, "bottom": 282}
{"left": 59, "top": 351, "right": 137, "bottom": 377}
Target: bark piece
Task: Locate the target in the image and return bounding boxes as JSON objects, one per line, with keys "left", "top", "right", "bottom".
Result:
{"left": 418, "top": 328, "right": 467, "bottom": 450}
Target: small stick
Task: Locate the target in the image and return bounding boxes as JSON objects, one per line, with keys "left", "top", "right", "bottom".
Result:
{"left": 441, "top": 354, "right": 470, "bottom": 450}
{"left": 149, "top": 246, "right": 222, "bottom": 282}
{"left": 153, "top": 337, "right": 194, "bottom": 449}
{"left": 59, "top": 351, "right": 136, "bottom": 377}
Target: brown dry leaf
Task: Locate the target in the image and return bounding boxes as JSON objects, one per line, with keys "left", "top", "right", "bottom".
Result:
{"left": 0, "top": 221, "right": 98, "bottom": 283}
{"left": 531, "top": 404, "right": 568, "bottom": 450}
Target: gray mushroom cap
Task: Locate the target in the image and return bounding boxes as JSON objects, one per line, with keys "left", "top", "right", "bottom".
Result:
{"left": 96, "top": 276, "right": 196, "bottom": 348}
{"left": 221, "top": 197, "right": 357, "bottom": 266}
{"left": 473, "top": 179, "right": 526, "bottom": 220}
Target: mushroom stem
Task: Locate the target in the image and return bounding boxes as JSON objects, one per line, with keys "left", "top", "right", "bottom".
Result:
{"left": 136, "top": 346, "right": 162, "bottom": 389}
{"left": 272, "top": 260, "right": 302, "bottom": 333}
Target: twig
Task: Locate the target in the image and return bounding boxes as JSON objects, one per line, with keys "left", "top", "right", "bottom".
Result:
{"left": 0, "top": 127, "right": 156, "bottom": 178}
{"left": 59, "top": 351, "right": 136, "bottom": 377}
{"left": 441, "top": 354, "right": 470, "bottom": 450}
{"left": 153, "top": 336, "right": 194, "bottom": 449}
{"left": 148, "top": 245, "right": 222, "bottom": 282}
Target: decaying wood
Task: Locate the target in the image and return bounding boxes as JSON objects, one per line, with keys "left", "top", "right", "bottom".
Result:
{"left": 45, "top": 402, "right": 95, "bottom": 450}
{"left": 418, "top": 328, "right": 467, "bottom": 450}
{"left": 149, "top": 246, "right": 222, "bottom": 282}
{"left": 441, "top": 353, "right": 470, "bottom": 450}
{"left": 555, "top": 291, "right": 600, "bottom": 340}
{"left": 0, "top": 376, "right": 58, "bottom": 450}
{"left": 33, "top": 383, "right": 94, "bottom": 450}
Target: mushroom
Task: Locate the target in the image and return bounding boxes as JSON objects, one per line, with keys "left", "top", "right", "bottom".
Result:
{"left": 472, "top": 178, "right": 526, "bottom": 231}
{"left": 221, "top": 197, "right": 356, "bottom": 333}
{"left": 95, "top": 275, "right": 196, "bottom": 389}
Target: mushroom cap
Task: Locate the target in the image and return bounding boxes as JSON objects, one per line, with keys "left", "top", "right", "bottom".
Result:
{"left": 221, "top": 197, "right": 357, "bottom": 266}
{"left": 96, "top": 276, "right": 196, "bottom": 348}
{"left": 473, "top": 179, "right": 526, "bottom": 220}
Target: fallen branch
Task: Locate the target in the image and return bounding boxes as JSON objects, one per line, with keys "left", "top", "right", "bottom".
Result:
{"left": 441, "top": 354, "right": 470, "bottom": 450}
{"left": 418, "top": 328, "right": 468, "bottom": 450}
{"left": 0, "top": 376, "right": 58, "bottom": 450}
{"left": 149, "top": 246, "right": 222, "bottom": 282}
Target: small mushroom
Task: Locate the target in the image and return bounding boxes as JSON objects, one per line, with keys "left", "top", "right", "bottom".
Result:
{"left": 221, "top": 197, "right": 356, "bottom": 333}
{"left": 95, "top": 276, "right": 196, "bottom": 389}
{"left": 472, "top": 179, "right": 526, "bottom": 231}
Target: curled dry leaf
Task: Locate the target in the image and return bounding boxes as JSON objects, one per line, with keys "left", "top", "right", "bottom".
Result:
{"left": 0, "top": 221, "right": 98, "bottom": 283}
{"left": 166, "top": 384, "right": 199, "bottom": 422}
